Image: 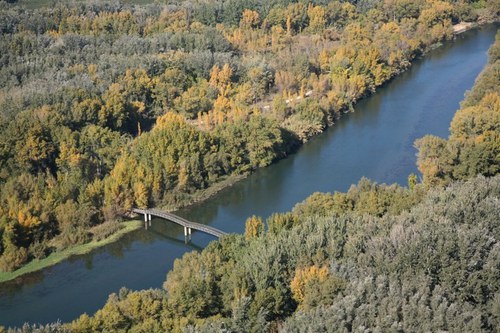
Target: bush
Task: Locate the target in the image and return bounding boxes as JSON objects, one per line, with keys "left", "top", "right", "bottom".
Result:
{"left": 29, "top": 240, "right": 50, "bottom": 260}
{"left": 0, "top": 245, "right": 29, "bottom": 272}
{"left": 89, "top": 221, "right": 123, "bottom": 242}
{"left": 51, "top": 228, "right": 90, "bottom": 251}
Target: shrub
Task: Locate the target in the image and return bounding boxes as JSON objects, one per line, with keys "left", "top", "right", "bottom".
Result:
{"left": 89, "top": 221, "right": 123, "bottom": 242}
{"left": 0, "top": 245, "right": 29, "bottom": 272}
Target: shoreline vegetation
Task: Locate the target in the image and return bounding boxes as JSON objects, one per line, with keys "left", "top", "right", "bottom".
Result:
{"left": 0, "top": 174, "right": 248, "bottom": 283}
{"left": 0, "top": 0, "right": 498, "bottom": 281}
{"left": 0, "top": 21, "right": 483, "bottom": 285}
{"left": 453, "top": 21, "right": 474, "bottom": 33}
{"left": 14, "top": 30, "right": 497, "bottom": 330}
{"left": 0, "top": 173, "right": 248, "bottom": 283}
{"left": 0, "top": 220, "right": 142, "bottom": 284}
{"left": 157, "top": 174, "right": 248, "bottom": 212}
{"left": 162, "top": 20, "right": 480, "bottom": 211}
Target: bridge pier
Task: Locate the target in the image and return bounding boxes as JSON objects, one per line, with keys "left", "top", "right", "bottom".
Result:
{"left": 132, "top": 208, "right": 226, "bottom": 238}
{"left": 184, "top": 227, "right": 192, "bottom": 243}
{"left": 144, "top": 213, "right": 152, "bottom": 228}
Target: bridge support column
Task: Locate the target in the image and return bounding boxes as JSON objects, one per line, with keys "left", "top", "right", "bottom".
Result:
{"left": 184, "top": 227, "right": 192, "bottom": 242}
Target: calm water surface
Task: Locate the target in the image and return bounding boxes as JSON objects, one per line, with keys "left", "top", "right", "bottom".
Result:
{"left": 0, "top": 24, "right": 497, "bottom": 327}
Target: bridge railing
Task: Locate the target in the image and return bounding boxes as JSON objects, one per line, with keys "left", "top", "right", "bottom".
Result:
{"left": 132, "top": 208, "right": 227, "bottom": 238}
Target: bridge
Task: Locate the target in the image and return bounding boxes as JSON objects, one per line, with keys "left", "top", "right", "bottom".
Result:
{"left": 132, "top": 208, "right": 227, "bottom": 238}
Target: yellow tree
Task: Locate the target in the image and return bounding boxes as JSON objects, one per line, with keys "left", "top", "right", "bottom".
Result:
{"left": 290, "top": 265, "right": 328, "bottom": 304}
{"left": 99, "top": 83, "right": 127, "bottom": 130}
{"left": 414, "top": 135, "right": 450, "bottom": 186}
{"left": 419, "top": 0, "right": 453, "bottom": 27}
{"left": 244, "top": 215, "right": 264, "bottom": 241}
{"left": 209, "top": 63, "right": 233, "bottom": 93}
{"left": 133, "top": 182, "right": 149, "bottom": 208}
{"left": 240, "top": 9, "right": 260, "bottom": 29}
{"left": 307, "top": 5, "right": 326, "bottom": 33}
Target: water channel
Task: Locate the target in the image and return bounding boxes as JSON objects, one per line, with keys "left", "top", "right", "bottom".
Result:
{"left": 0, "top": 24, "right": 497, "bottom": 327}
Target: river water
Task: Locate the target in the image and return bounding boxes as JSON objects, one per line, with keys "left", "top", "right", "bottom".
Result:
{"left": 0, "top": 24, "right": 497, "bottom": 328}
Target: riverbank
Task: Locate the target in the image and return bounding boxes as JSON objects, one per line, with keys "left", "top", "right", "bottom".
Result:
{"left": 453, "top": 22, "right": 475, "bottom": 34}
{"left": 1, "top": 22, "right": 496, "bottom": 328}
{"left": 161, "top": 174, "right": 248, "bottom": 212}
{"left": 0, "top": 221, "right": 142, "bottom": 284}
{"left": 34, "top": 30, "right": 500, "bottom": 329}
{"left": 0, "top": 175, "right": 247, "bottom": 284}
{"left": 0, "top": 23, "right": 493, "bottom": 284}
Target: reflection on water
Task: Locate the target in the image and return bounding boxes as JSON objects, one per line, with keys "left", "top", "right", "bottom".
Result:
{"left": 0, "top": 272, "right": 45, "bottom": 299}
{"left": 0, "top": 23, "right": 497, "bottom": 328}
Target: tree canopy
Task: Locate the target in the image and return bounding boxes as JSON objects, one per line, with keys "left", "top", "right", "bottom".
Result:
{"left": 0, "top": 0, "right": 498, "bottom": 281}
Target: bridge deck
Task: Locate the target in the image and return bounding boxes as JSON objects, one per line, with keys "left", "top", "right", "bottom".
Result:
{"left": 132, "top": 208, "right": 227, "bottom": 238}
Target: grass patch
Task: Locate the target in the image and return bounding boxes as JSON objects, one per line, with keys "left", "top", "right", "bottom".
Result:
{"left": 0, "top": 220, "right": 142, "bottom": 284}
{"left": 0, "top": 174, "right": 245, "bottom": 283}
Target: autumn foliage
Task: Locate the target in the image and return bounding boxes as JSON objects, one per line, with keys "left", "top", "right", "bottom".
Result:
{"left": 0, "top": 0, "right": 497, "bottom": 272}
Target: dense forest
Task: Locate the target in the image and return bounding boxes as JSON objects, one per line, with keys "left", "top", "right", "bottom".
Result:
{"left": 1, "top": 0, "right": 498, "bottom": 273}
{"left": 3, "top": 24, "right": 499, "bottom": 333}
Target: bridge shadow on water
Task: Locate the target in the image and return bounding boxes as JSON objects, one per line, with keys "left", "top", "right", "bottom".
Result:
{"left": 2, "top": 24, "right": 498, "bottom": 329}
{"left": 146, "top": 222, "right": 204, "bottom": 252}
{"left": 0, "top": 218, "right": 204, "bottom": 300}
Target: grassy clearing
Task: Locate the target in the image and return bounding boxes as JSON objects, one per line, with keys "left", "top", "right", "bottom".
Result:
{"left": 0, "top": 220, "right": 142, "bottom": 284}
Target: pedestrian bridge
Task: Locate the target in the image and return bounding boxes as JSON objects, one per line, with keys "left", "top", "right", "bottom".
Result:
{"left": 132, "top": 208, "right": 227, "bottom": 238}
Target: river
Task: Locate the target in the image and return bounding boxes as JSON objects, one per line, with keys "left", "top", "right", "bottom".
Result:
{"left": 0, "top": 24, "right": 497, "bottom": 328}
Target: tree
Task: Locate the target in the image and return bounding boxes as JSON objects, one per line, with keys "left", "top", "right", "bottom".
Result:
{"left": 415, "top": 135, "right": 450, "bottom": 185}
{"left": 133, "top": 182, "right": 148, "bottom": 208}
{"left": 290, "top": 265, "right": 328, "bottom": 304}
{"left": 408, "top": 173, "right": 418, "bottom": 190}
{"left": 307, "top": 5, "right": 326, "bottom": 33}
{"left": 15, "top": 123, "right": 56, "bottom": 174}
{"left": 99, "top": 83, "right": 128, "bottom": 131}
{"left": 174, "top": 79, "right": 215, "bottom": 119}
{"left": 240, "top": 10, "right": 260, "bottom": 29}
{"left": 244, "top": 215, "right": 264, "bottom": 241}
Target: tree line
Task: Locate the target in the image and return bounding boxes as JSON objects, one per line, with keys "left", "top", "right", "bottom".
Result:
{"left": 0, "top": 0, "right": 497, "bottom": 272}
{"left": 415, "top": 32, "right": 500, "bottom": 186}
{"left": 65, "top": 29, "right": 499, "bottom": 333}
{"left": 2, "top": 27, "right": 499, "bottom": 333}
